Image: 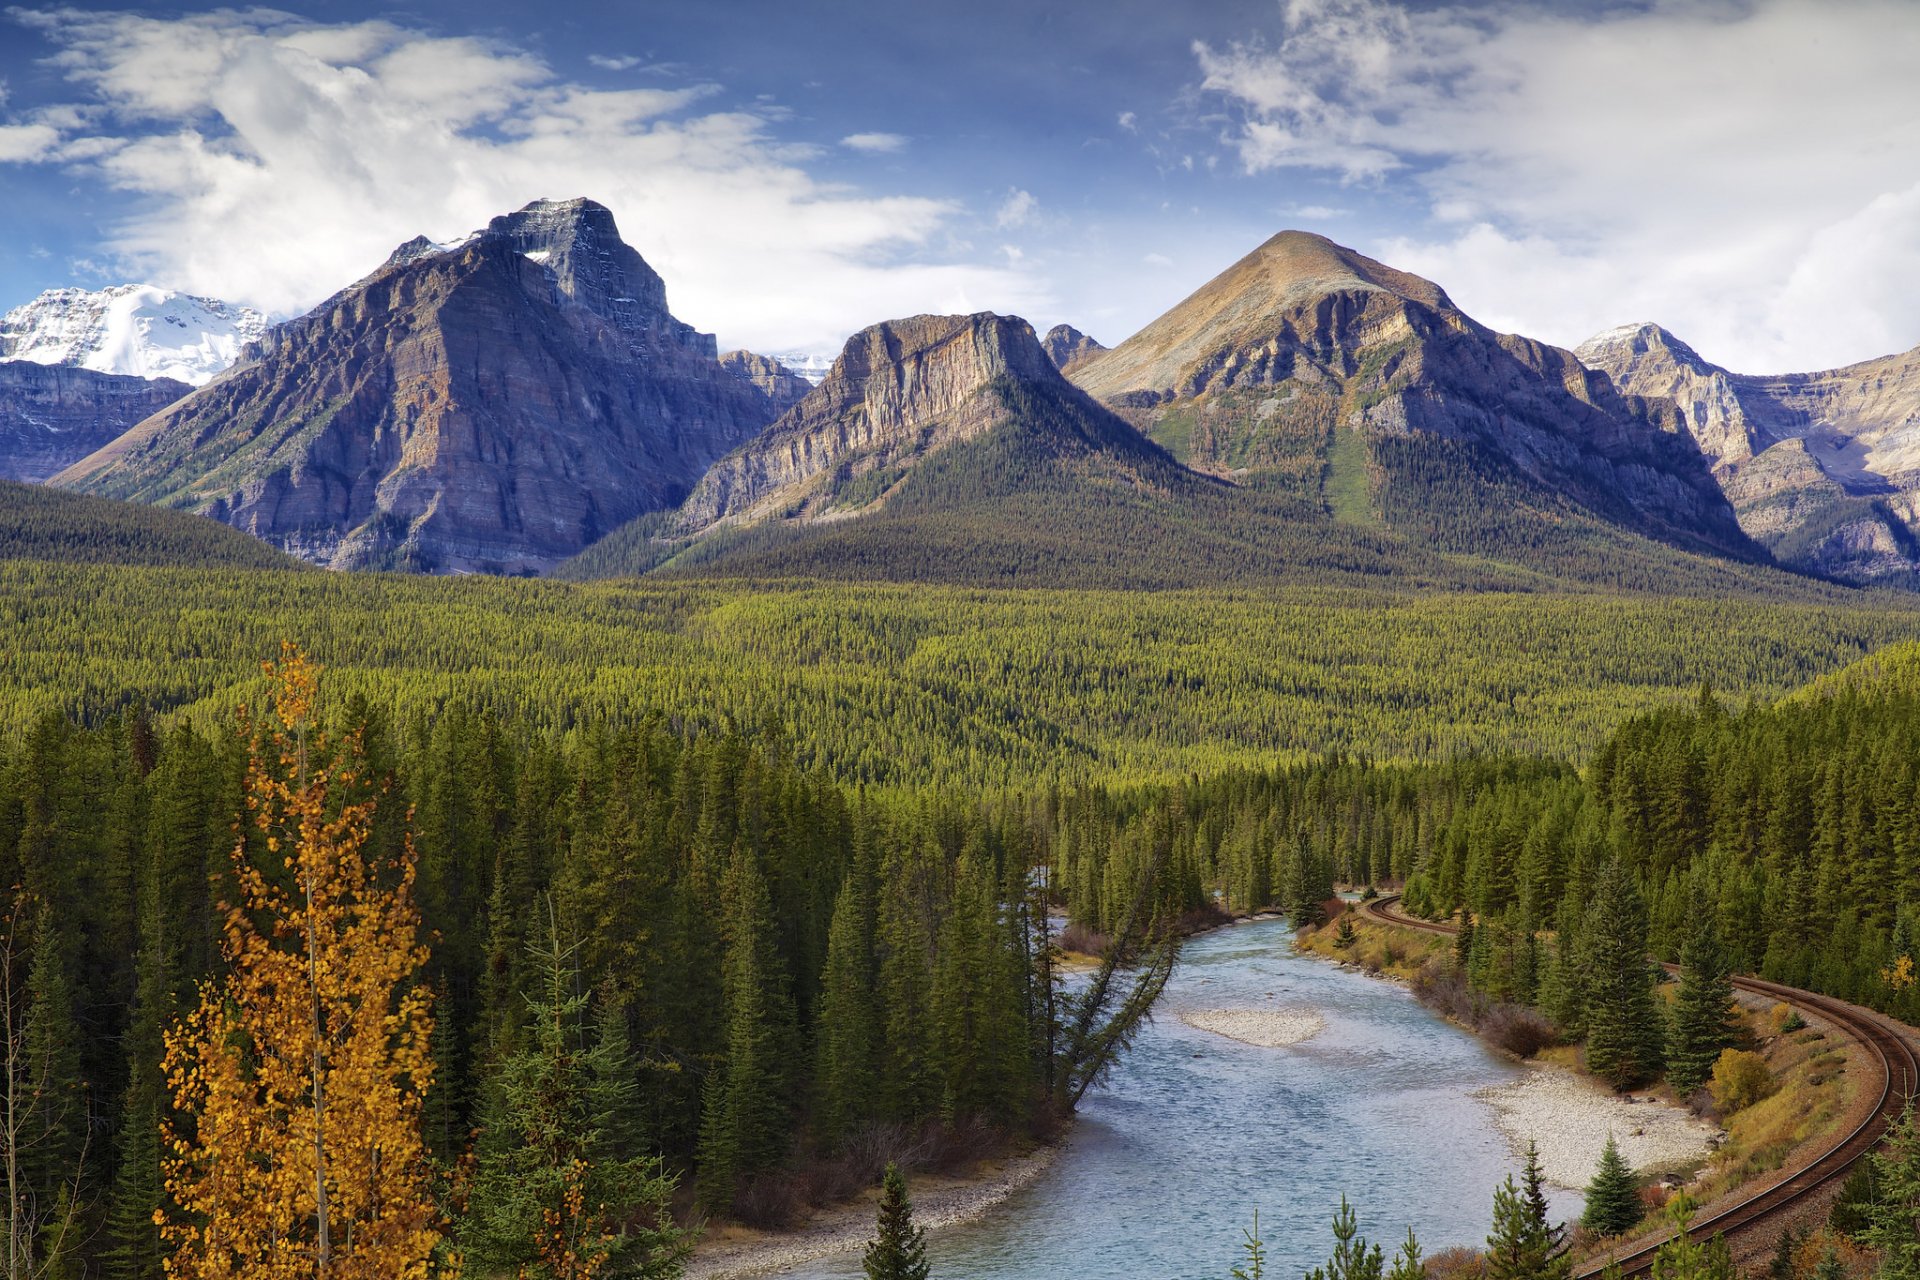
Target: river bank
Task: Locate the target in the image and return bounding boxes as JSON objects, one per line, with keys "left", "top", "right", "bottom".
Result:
{"left": 685, "top": 1145, "right": 1064, "bottom": 1280}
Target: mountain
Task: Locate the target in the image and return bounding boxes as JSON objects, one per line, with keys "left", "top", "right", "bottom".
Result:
{"left": 0, "top": 361, "right": 190, "bottom": 483}
{"left": 0, "top": 478, "right": 295, "bottom": 570}
{"left": 561, "top": 309, "right": 1802, "bottom": 596}
{"left": 718, "top": 349, "right": 813, "bottom": 417}
{"left": 53, "top": 198, "right": 780, "bottom": 574}
{"left": 1, "top": 284, "right": 267, "bottom": 386}
{"left": 1068, "top": 232, "right": 1760, "bottom": 568}
{"left": 1041, "top": 324, "right": 1106, "bottom": 373}
{"left": 1577, "top": 322, "right": 1920, "bottom": 586}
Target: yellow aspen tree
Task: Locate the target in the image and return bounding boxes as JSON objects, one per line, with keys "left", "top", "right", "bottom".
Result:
{"left": 158, "top": 644, "right": 448, "bottom": 1279}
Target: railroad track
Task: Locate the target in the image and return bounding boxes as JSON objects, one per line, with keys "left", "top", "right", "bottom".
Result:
{"left": 1353, "top": 895, "right": 1920, "bottom": 1276}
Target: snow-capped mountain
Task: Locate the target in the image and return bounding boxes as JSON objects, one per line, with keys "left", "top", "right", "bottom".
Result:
{"left": 0, "top": 284, "right": 268, "bottom": 386}
{"left": 770, "top": 350, "right": 836, "bottom": 385}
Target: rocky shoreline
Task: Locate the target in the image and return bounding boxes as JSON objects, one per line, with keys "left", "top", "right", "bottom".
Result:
{"left": 1476, "top": 1066, "right": 1720, "bottom": 1189}
{"left": 683, "top": 1145, "right": 1063, "bottom": 1280}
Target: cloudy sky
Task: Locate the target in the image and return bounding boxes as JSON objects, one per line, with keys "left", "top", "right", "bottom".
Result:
{"left": 0, "top": 0, "right": 1915, "bottom": 372}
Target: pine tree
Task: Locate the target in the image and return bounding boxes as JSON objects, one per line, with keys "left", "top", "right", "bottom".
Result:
{"left": 1230, "top": 1209, "right": 1265, "bottom": 1280}
{"left": 932, "top": 852, "right": 1027, "bottom": 1123}
{"left": 1486, "top": 1157, "right": 1568, "bottom": 1280}
{"left": 1304, "top": 1198, "right": 1384, "bottom": 1280}
{"left": 696, "top": 842, "right": 796, "bottom": 1209}
{"left": 157, "top": 644, "right": 445, "bottom": 1279}
{"left": 1863, "top": 1102, "right": 1920, "bottom": 1280}
{"left": 815, "top": 870, "right": 879, "bottom": 1148}
{"left": 1387, "top": 1230, "right": 1427, "bottom": 1280}
{"left": 862, "top": 1163, "right": 929, "bottom": 1280}
{"left": 1667, "top": 913, "right": 1737, "bottom": 1096}
{"left": 1582, "top": 860, "right": 1664, "bottom": 1089}
{"left": 1646, "top": 1195, "right": 1733, "bottom": 1280}
{"left": 461, "top": 904, "right": 690, "bottom": 1280}
{"left": 1581, "top": 1133, "right": 1642, "bottom": 1235}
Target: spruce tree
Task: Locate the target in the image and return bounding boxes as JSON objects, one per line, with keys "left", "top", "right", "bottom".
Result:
{"left": 1667, "top": 913, "right": 1737, "bottom": 1097}
{"left": 1231, "top": 1210, "right": 1265, "bottom": 1280}
{"left": 863, "top": 1163, "right": 930, "bottom": 1280}
{"left": 1304, "top": 1198, "right": 1384, "bottom": 1280}
{"left": 1863, "top": 1102, "right": 1920, "bottom": 1280}
{"left": 1582, "top": 860, "right": 1664, "bottom": 1089}
{"left": 463, "top": 906, "right": 690, "bottom": 1280}
{"left": 816, "top": 870, "right": 880, "bottom": 1147}
{"left": 1581, "top": 1134, "right": 1642, "bottom": 1236}
{"left": 1486, "top": 1155, "right": 1568, "bottom": 1280}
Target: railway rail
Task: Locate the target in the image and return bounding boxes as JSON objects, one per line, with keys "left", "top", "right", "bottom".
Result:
{"left": 1353, "top": 894, "right": 1920, "bottom": 1276}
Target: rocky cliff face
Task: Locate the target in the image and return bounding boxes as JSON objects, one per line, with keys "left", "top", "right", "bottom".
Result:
{"left": 1579, "top": 322, "right": 1920, "bottom": 584}
{"left": 677, "top": 312, "right": 1088, "bottom": 531}
{"left": 1041, "top": 324, "right": 1106, "bottom": 374}
{"left": 0, "top": 361, "right": 189, "bottom": 483}
{"left": 1069, "top": 232, "right": 1756, "bottom": 563}
{"left": 718, "top": 349, "right": 813, "bottom": 418}
{"left": 54, "top": 198, "right": 778, "bottom": 574}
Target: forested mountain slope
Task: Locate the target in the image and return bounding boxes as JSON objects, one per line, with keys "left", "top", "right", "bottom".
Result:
{"left": 0, "top": 479, "right": 297, "bottom": 570}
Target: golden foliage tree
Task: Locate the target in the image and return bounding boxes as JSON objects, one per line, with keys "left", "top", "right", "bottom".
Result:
{"left": 158, "top": 644, "right": 446, "bottom": 1278}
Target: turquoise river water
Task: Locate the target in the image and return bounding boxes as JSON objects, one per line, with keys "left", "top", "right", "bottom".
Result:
{"left": 783, "top": 915, "right": 1577, "bottom": 1280}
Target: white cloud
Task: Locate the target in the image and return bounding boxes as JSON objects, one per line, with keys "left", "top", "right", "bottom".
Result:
{"left": 587, "top": 54, "right": 641, "bottom": 71}
{"left": 839, "top": 131, "right": 906, "bottom": 153}
{"left": 0, "top": 122, "right": 59, "bottom": 161}
{"left": 996, "top": 188, "right": 1037, "bottom": 229}
{"left": 1195, "top": 0, "right": 1920, "bottom": 372}
{"left": 1117, "top": 110, "right": 1136, "bottom": 132}
{"left": 1142, "top": 252, "right": 1173, "bottom": 268}
{"left": 1, "top": 8, "right": 1049, "bottom": 356}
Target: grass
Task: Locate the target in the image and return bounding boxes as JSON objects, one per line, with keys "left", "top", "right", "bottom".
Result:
{"left": 1323, "top": 424, "right": 1378, "bottom": 526}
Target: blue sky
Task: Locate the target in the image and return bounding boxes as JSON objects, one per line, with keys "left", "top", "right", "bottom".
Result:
{"left": 2, "top": 0, "right": 1917, "bottom": 372}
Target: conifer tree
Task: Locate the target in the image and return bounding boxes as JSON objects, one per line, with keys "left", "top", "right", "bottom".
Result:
{"left": 1387, "top": 1230, "right": 1427, "bottom": 1280}
{"left": 1305, "top": 1198, "right": 1383, "bottom": 1280}
{"left": 1646, "top": 1195, "right": 1733, "bottom": 1280}
{"left": 157, "top": 644, "right": 444, "bottom": 1279}
{"left": 1582, "top": 860, "right": 1664, "bottom": 1089}
{"left": 1863, "top": 1101, "right": 1920, "bottom": 1280}
{"left": 696, "top": 842, "right": 796, "bottom": 1208}
{"left": 932, "top": 853, "right": 1027, "bottom": 1123}
{"left": 462, "top": 904, "right": 690, "bottom": 1280}
{"left": 1581, "top": 1134, "right": 1641, "bottom": 1236}
{"left": 815, "top": 871, "right": 879, "bottom": 1148}
{"left": 862, "top": 1163, "right": 929, "bottom": 1280}
{"left": 1486, "top": 1154, "right": 1568, "bottom": 1280}
{"left": 1230, "top": 1209, "right": 1265, "bottom": 1280}
{"left": 1667, "top": 913, "right": 1737, "bottom": 1096}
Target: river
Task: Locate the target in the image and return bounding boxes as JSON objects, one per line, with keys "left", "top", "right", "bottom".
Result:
{"left": 783, "top": 915, "right": 1578, "bottom": 1280}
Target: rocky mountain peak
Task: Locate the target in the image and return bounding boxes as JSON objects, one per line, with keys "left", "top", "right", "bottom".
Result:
{"left": 1242, "top": 230, "right": 1455, "bottom": 312}
{"left": 1041, "top": 324, "right": 1106, "bottom": 373}
{"left": 675, "top": 312, "right": 1092, "bottom": 531}
{"left": 718, "top": 349, "right": 813, "bottom": 417}
{"left": 54, "top": 195, "right": 779, "bottom": 574}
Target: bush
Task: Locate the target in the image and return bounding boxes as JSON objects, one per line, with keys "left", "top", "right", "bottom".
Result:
{"left": 1710, "top": 1048, "right": 1776, "bottom": 1113}
{"left": 1482, "top": 1004, "right": 1557, "bottom": 1058}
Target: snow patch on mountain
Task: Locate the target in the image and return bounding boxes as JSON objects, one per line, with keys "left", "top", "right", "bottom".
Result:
{"left": 1, "top": 285, "right": 268, "bottom": 386}
{"left": 770, "top": 350, "right": 836, "bottom": 385}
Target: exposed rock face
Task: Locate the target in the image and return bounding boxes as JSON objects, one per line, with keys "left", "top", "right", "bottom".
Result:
{"left": 678, "top": 313, "right": 1115, "bottom": 531}
{"left": 1579, "top": 321, "right": 1920, "bottom": 584}
{"left": 0, "top": 361, "right": 189, "bottom": 483}
{"left": 1, "top": 285, "right": 267, "bottom": 386}
{"left": 54, "top": 198, "right": 778, "bottom": 574}
{"left": 717, "top": 349, "right": 813, "bottom": 418}
{"left": 1574, "top": 324, "right": 1770, "bottom": 467}
{"left": 1040, "top": 324, "right": 1106, "bottom": 374}
{"left": 1069, "top": 232, "right": 1755, "bottom": 562}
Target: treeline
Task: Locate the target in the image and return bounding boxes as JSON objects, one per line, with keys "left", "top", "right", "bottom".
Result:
{"left": 0, "top": 679, "right": 1181, "bottom": 1277}
{"left": 5, "top": 558, "right": 1916, "bottom": 788}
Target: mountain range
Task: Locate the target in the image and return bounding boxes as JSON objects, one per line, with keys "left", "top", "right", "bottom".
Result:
{"left": 1, "top": 284, "right": 267, "bottom": 386}
{"left": 1577, "top": 323, "right": 1920, "bottom": 586}
{"left": 3, "top": 196, "right": 1915, "bottom": 595}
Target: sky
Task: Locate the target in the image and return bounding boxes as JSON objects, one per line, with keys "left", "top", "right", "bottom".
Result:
{"left": 0, "top": 0, "right": 1916, "bottom": 373}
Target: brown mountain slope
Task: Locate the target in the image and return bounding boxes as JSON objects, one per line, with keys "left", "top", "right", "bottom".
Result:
{"left": 1069, "top": 232, "right": 1759, "bottom": 566}
{"left": 55, "top": 198, "right": 779, "bottom": 574}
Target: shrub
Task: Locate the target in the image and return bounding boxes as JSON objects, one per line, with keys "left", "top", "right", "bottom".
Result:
{"left": 1710, "top": 1048, "right": 1776, "bottom": 1114}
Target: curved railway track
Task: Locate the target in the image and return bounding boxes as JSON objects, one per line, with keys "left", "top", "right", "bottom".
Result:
{"left": 1353, "top": 894, "right": 1920, "bottom": 1275}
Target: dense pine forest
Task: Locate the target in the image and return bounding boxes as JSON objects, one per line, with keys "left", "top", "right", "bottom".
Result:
{"left": 5, "top": 559, "right": 1920, "bottom": 784}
